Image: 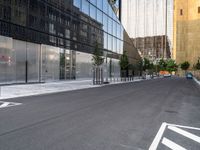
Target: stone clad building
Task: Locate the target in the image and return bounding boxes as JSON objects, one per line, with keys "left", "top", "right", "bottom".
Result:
{"left": 132, "top": 35, "right": 171, "bottom": 61}
{"left": 173, "top": 0, "right": 200, "bottom": 66}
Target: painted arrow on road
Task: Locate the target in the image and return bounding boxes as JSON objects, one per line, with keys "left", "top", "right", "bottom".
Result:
{"left": 0, "top": 101, "right": 22, "bottom": 109}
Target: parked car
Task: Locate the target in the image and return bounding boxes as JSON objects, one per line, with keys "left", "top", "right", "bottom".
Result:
{"left": 186, "top": 72, "right": 193, "bottom": 79}
{"left": 163, "top": 74, "right": 172, "bottom": 78}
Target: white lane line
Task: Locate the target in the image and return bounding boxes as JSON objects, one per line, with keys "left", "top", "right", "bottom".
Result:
{"left": 0, "top": 102, "right": 10, "bottom": 108}
{"left": 0, "top": 101, "right": 22, "bottom": 109}
{"left": 149, "top": 122, "right": 168, "bottom": 150}
{"left": 168, "top": 126, "right": 200, "bottom": 144}
{"left": 162, "top": 137, "right": 187, "bottom": 150}
{"left": 168, "top": 123, "right": 200, "bottom": 131}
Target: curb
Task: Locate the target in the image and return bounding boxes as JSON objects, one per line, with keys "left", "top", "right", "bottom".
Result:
{"left": 193, "top": 77, "right": 200, "bottom": 86}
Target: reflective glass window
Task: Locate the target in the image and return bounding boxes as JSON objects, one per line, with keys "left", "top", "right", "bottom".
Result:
{"left": 120, "top": 26, "right": 124, "bottom": 40}
{"left": 117, "top": 24, "right": 120, "bottom": 38}
{"left": 97, "top": 0, "right": 103, "bottom": 10}
{"left": 73, "top": 0, "right": 81, "bottom": 8}
{"left": 97, "top": 9, "right": 102, "bottom": 23}
{"left": 103, "top": 14, "right": 108, "bottom": 32}
{"left": 108, "top": 35, "right": 112, "bottom": 50}
{"left": 108, "top": 6, "right": 113, "bottom": 18}
{"left": 90, "top": 0, "right": 96, "bottom": 6}
{"left": 90, "top": 4, "right": 96, "bottom": 19}
{"left": 82, "top": 0, "right": 89, "bottom": 15}
{"left": 120, "top": 40, "right": 123, "bottom": 54}
{"left": 113, "top": 37, "right": 116, "bottom": 53}
{"left": 108, "top": 17, "right": 112, "bottom": 34}
{"left": 103, "top": 33, "right": 108, "bottom": 49}
{"left": 103, "top": 0, "right": 108, "bottom": 14}
{"left": 113, "top": 20, "right": 117, "bottom": 37}
{"left": 117, "top": 39, "right": 120, "bottom": 54}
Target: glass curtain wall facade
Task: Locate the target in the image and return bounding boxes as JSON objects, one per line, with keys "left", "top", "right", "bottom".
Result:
{"left": 0, "top": 0, "right": 140, "bottom": 84}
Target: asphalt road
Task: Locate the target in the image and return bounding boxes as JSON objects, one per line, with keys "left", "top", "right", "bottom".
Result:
{"left": 0, "top": 77, "right": 200, "bottom": 150}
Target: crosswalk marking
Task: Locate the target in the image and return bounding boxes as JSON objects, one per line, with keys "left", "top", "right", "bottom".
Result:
{"left": 0, "top": 101, "right": 22, "bottom": 109}
{"left": 168, "top": 126, "right": 200, "bottom": 144}
{"left": 149, "top": 122, "right": 200, "bottom": 150}
{"left": 149, "top": 122, "right": 168, "bottom": 150}
{"left": 162, "top": 137, "right": 187, "bottom": 150}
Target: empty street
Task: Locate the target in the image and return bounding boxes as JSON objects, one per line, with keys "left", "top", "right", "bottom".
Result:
{"left": 0, "top": 78, "right": 200, "bottom": 150}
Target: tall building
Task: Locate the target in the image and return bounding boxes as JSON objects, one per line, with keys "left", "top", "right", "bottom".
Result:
{"left": 121, "top": 0, "right": 173, "bottom": 60}
{"left": 173, "top": 0, "right": 200, "bottom": 66}
{"left": 132, "top": 35, "right": 171, "bottom": 61}
{"left": 0, "top": 0, "right": 140, "bottom": 84}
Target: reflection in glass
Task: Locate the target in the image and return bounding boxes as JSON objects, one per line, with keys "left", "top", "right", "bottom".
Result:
{"left": 113, "top": 20, "right": 117, "bottom": 37}
{"left": 90, "top": 4, "right": 96, "bottom": 20}
{"left": 108, "top": 17, "right": 112, "bottom": 34}
{"left": 76, "top": 51, "right": 93, "bottom": 79}
{"left": 14, "top": 40, "right": 26, "bottom": 83}
{"left": 41, "top": 45, "right": 60, "bottom": 82}
{"left": 103, "top": 0, "right": 108, "bottom": 14}
{"left": 103, "top": 14, "right": 108, "bottom": 32}
{"left": 108, "top": 35, "right": 112, "bottom": 50}
{"left": 97, "top": 0, "right": 103, "bottom": 9}
{"left": 73, "top": 0, "right": 81, "bottom": 8}
{"left": 90, "top": 0, "right": 96, "bottom": 5}
{"left": 82, "top": 0, "right": 89, "bottom": 15}
{"left": 103, "top": 33, "right": 108, "bottom": 49}
{"left": 27, "top": 42, "right": 40, "bottom": 82}
{"left": 97, "top": 9, "right": 103, "bottom": 23}
{"left": 0, "top": 36, "right": 15, "bottom": 84}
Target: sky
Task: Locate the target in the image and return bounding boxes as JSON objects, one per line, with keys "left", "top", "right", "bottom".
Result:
{"left": 121, "top": 0, "right": 173, "bottom": 45}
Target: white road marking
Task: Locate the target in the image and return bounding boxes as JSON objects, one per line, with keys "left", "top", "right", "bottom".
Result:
{"left": 162, "top": 137, "right": 187, "bottom": 150}
{"left": 168, "top": 126, "right": 200, "bottom": 143}
{"left": 149, "top": 122, "right": 200, "bottom": 150}
{"left": 168, "top": 123, "right": 200, "bottom": 131}
{"left": 149, "top": 122, "right": 168, "bottom": 150}
{"left": 0, "top": 101, "right": 22, "bottom": 109}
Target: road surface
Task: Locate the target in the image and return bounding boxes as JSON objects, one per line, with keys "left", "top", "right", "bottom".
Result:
{"left": 0, "top": 77, "right": 199, "bottom": 150}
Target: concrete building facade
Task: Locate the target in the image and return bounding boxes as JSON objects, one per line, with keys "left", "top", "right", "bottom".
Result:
{"left": 132, "top": 35, "right": 171, "bottom": 61}
{"left": 173, "top": 0, "right": 200, "bottom": 66}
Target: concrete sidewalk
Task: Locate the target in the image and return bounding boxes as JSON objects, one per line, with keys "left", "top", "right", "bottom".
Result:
{"left": 0, "top": 80, "right": 99, "bottom": 100}
{"left": 0, "top": 77, "right": 149, "bottom": 100}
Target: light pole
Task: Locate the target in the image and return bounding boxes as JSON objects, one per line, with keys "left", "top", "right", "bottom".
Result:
{"left": 106, "top": 52, "right": 109, "bottom": 83}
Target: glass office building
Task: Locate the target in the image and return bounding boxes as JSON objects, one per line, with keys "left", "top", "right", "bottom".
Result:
{"left": 0, "top": 0, "right": 140, "bottom": 84}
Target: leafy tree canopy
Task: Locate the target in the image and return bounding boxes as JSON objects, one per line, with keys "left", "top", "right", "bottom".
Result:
{"left": 143, "top": 57, "right": 151, "bottom": 71}
{"left": 92, "top": 42, "right": 104, "bottom": 67}
{"left": 194, "top": 58, "right": 200, "bottom": 70}
{"left": 166, "top": 59, "right": 178, "bottom": 73}
{"left": 119, "top": 51, "right": 129, "bottom": 70}
{"left": 180, "top": 61, "right": 190, "bottom": 71}
{"left": 158, "top": 59, "right": 167, "bottom": 71}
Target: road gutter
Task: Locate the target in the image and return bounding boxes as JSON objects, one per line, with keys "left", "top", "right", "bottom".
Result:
{"left": 193, "top": 77, "right": 200, "bottom": 86}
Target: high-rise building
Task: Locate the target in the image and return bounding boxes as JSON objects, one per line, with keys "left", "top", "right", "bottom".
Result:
{"left": 132, "top": 35, "right": 171, "bottom": 61}
{"left": 173, "top": 0, "right": 200, "bottom": 66}
{"left": 121, "top": 0, "right": 173, "bottom": 60}
{"left": 0, "top": 0, "right": 140, "bottom": 84}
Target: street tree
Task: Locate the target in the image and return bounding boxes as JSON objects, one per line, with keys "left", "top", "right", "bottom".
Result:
{"left": 158, "top": 59, "right": 167, "bottom": 71}
{"left": 180, "top": 61, "right": 190, "bottom": 73}
{"left": 92, "top": 42, "right": 104, "bottom": 84}
{"left": 92, "top": 42, "right": 104, "bottom": 67}
{"left": 143, "top": 57, "right": 151, "bottom": 71}
{"left": 119, "top": 51, "right": 129, "bottom": 77}
{"left": 194, "top": 58, "right": 200, "bottom": 70}
{"left": 166, "top": 59, "right": 178, "bottom": 73}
